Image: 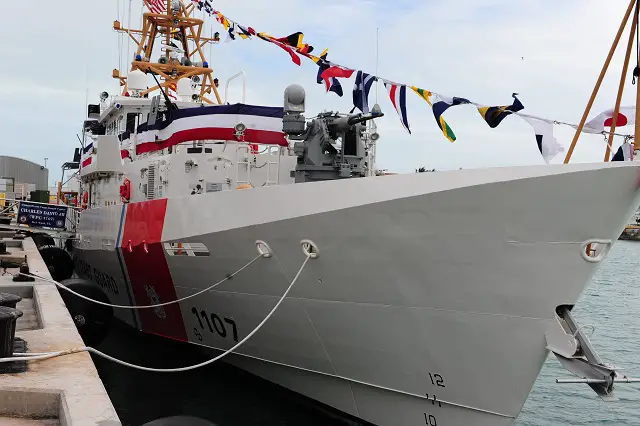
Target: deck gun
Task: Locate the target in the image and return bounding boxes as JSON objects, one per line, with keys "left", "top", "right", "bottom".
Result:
{"left": 282, "top": 84, "right": 383, "bottom": 183}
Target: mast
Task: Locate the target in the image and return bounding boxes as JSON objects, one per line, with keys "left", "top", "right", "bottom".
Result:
{"left": 112, "top": 0, "right": 222, "bottom": 104}
{"left": 564, "top": 0, "right": 639, "bottom": 163}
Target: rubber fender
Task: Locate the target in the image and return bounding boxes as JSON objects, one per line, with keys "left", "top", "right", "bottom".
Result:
{"left": 141, "top": 416, "right": 218, "bottom": 426}
{"left": 59, "top": 278, "right": 113, "bottom": 347}
{"left": 38, "top": 246, "right": 74, "bottom": 281}
{"left": 32, "top": 233, "right": 55, "bottom": 249}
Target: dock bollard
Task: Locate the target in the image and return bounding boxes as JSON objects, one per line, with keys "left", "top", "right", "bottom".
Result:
{"left": 0, "top": 240, "right": 8, "bottom": 255}
{"left": 0, "top": 306, "right": 23, "bottom": 358}
{"left": 12, "top": 256, "right": 34, "bottom": 282}
{"left": 0, "top": 293, "right": 22, "bottom": 309}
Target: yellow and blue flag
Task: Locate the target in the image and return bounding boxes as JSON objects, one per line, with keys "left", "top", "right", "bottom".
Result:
{"left": 477, "top": 94, "right": 524, "bottom": 128}
{"left": 411, "top": 87, "right": 465, "bottom": 142}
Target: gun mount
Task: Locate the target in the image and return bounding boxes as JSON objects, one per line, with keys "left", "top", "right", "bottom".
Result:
{"left": 282, "top": 84, "right": 383, "bottom": 183}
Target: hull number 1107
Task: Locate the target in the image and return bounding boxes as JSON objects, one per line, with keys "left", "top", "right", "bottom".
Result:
{"left": 191, "top": 307, "right": 238, "bottom": 342}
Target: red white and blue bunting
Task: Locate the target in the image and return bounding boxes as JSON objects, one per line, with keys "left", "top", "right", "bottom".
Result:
{"left": 120, "top": 104, "right": 287, "bottom": 157}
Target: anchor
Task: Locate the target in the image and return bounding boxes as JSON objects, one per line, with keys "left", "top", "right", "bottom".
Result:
{"left": 546, "top": 304, "right": 640, "bottom": 401}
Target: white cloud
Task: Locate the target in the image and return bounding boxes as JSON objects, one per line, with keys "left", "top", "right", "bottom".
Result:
{"left": 0, "top": 0, "right": 636, "bottom": 183}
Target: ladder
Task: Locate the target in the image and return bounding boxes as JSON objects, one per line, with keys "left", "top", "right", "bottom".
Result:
{"left": 235, "top": 144, "right": 252, "bottom": 188}
{"left": 264, "top": 146, "right": 280, "bottom": 186}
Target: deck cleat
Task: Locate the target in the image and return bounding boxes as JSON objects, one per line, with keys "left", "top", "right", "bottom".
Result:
{"left": 11, "top": 233, "right": 25, "bottom": 240}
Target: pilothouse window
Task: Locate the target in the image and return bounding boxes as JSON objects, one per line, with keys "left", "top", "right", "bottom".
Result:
{"left": 187, "top": 141, "right": 212, "bottom": 154}
{"left": 187, "top": 147, "right": 213, "bottom": 154}
{"left": 126, "top": 113, "right": 137, "bottom": 134}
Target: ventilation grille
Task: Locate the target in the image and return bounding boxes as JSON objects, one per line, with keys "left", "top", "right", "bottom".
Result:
{"left": 147, "top": 164, "right": 156, "bottom": 200}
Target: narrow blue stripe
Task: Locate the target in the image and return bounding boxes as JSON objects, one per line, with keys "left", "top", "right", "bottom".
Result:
{"left": 116, "top": 204, "right": 127, "bottom": 247}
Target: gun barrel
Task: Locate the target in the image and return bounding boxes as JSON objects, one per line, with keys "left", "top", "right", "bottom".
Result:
{"left": 326, "top": 112, "right": 386, "bottom": 132}
{"left": 347, "top": 112, "right": 384, "bottom": 126}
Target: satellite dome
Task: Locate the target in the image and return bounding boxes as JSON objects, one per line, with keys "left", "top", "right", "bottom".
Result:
{"left": 128, "top": 69, "right": 147, "bottom": 92}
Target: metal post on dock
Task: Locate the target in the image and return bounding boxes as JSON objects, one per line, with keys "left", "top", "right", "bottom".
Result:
{"left": 0, "top": 301, "right": 23, "bottom": 358}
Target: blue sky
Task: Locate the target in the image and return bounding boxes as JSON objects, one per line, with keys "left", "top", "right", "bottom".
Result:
{"left": 0, "top": 0, "right": 636, "bottom": 185}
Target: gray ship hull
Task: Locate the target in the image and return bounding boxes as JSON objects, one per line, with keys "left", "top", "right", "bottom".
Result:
{"left": 73, "top": 161, "right": 640, "bottom": 425}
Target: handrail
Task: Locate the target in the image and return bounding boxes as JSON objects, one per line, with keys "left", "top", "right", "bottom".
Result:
{"left": 224, "top": 71, "right": 246, "bottom": 104}
{"left": 1, "top": 198, "right": 82, "bottom": 212}
{"left": 0, "top": 202, "right": 18, "bottom": 216}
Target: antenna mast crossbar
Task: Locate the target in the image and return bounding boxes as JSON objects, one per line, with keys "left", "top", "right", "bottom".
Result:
{"left": 113, "top": 1, "right": 222, "bottom": 104}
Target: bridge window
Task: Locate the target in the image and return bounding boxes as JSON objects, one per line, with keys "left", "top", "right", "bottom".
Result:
{"left": 126, "top": 113, "right": 137, "bottom": 134}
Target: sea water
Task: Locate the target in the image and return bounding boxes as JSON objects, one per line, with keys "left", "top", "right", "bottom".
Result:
{"left": 516, "top": 241, "right": 640, "bottom": 425}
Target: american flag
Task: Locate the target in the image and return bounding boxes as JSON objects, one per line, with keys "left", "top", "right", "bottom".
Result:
{"left": 147, "top": 0, "right": 166, "bottom": 14}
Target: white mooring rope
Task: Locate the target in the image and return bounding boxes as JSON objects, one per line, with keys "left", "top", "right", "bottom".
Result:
{"left": 1, "top": 252, "right": 313, "bottom": 373}
{"left": 19, "top": 253, "right": 264, "bottom": 310}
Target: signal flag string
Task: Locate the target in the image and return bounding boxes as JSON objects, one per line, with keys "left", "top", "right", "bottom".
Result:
{"left": 202, "top": 6, "right": 637, "bottom": 144}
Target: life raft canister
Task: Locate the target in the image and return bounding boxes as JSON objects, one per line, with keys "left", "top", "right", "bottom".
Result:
{"left": 119, "top": 178, "right": 131, "bottom": 203}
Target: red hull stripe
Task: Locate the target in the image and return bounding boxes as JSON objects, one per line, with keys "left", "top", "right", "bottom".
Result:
{"left": 136, "top": 127, "right": 287, "bottom": 155}
{"left": 119, "top": 199, "right": 188, "bottom": 342}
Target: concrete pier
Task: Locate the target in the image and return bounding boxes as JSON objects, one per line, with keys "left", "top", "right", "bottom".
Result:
{"left": 0, "top": 232, "right": 121, "bottom": 425}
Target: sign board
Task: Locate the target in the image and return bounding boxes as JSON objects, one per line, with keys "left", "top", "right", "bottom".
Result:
{"left": 205, "top": 182, "right": 223, "bottom": 193}
{"left": 17, "top": 201, "right": 67, "bottom": 229}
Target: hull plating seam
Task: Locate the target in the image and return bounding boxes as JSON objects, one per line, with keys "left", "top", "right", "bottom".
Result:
{"left": 506, "top": 240, "right": 601, "bottom": 245}
{"left": 298, "top": 303, "right": 363, "bottom": 416}
{"left": 301, "top": 306, "right": 339, "bottom": 375}
{"left": 191, "top": 340, "right": 514, "bottom": 420}
{"left": 176, "top": 288, "right": 552, "bottom": 321}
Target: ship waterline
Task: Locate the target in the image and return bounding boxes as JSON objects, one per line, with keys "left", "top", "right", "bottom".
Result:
{"left": 73, "top": 161, "right": 640, "bottom": 425}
